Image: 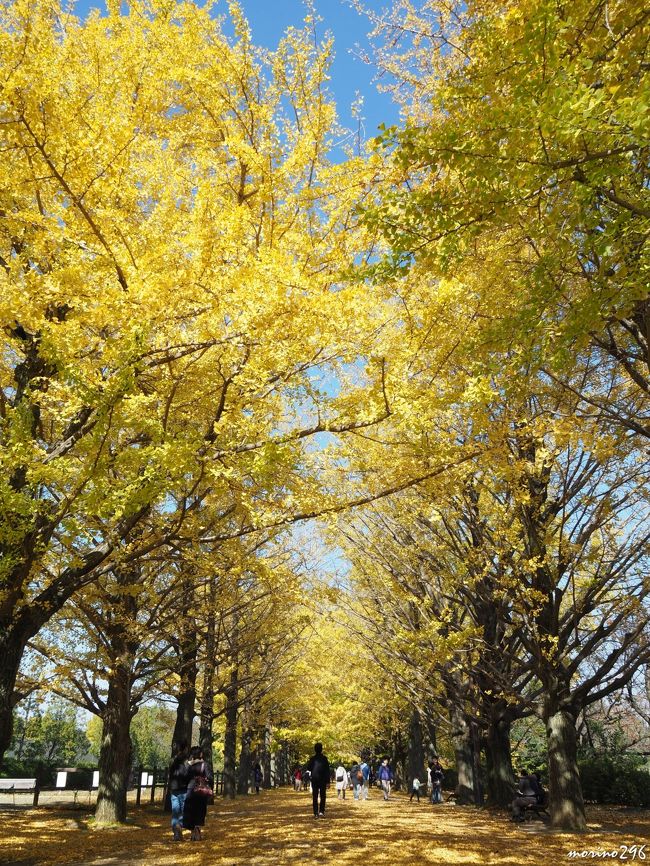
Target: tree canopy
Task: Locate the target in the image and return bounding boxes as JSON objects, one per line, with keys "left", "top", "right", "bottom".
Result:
{"left": 1, "top": 0, "right": 648, "bottom": 834}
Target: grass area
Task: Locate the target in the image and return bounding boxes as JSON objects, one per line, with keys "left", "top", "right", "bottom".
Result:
{"left": 1, "top": 788, "right": 648, "bottom": 866}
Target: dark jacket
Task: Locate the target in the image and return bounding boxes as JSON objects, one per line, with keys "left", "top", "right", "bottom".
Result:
{"left": 307, "top": 753, "right": 330, "bottom": 784}
{"left": 169, "top": 757, "right": 190, "bottom": 793}
{"left": 517, "top": 773, "right": 539, "bottom": 799}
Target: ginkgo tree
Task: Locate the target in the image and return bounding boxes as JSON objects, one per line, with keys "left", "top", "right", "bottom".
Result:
{"left": 336, "top": 379, "right": 650, "bottom": 828}
{"left": 349, "top": 0, "right": 650, "bottom": 829}
{"left": 272, "top": 604, "right": 392, "bottom": 764}
{"left": 4, "top": 0, "right": 648, "bottom": 837}
{"left": 363, "top": 0, "right": 649, "bottom": 437}
{"left": 31, "top": 551, "right": 178, "bottom": 823}
{"left": 0, "top": 0, "right": 392, "bottom": 769}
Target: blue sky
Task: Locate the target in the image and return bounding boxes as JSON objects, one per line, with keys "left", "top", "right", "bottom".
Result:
{"left": 73, "top": 0, "right": 398, "bottom": 140}
{"left": 234, "top": 0, "right": 398, "bottom": 136}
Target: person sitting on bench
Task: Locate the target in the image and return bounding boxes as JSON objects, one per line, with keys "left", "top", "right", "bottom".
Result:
{"left": 511, "top": 769, "right": 541, "bottom": 821}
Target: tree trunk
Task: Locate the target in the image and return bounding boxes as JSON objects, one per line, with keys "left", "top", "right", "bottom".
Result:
{"left": 165, "top": 586, "right": 199, "bottom": 813}
{"left": 406, "top": 708, "right": 425, "bottom": 783}
{"left": 222, "top": 668, "right": 238, "bottom": 799}
{"left": 170, "top": 632, "right": 197, "bottom": 755}
{"left": 545, "top": 703, "right": 586, "bottom": 831}
{"left": 471, "top": 720, "right": 483, "bottom": 805}
{"left": 276, "top": 738, "right": 290, "bottom": 786}
{"left": 0, "top": 630, "right": 26, "bottom": 768}
{"left": 198, "top": 689, "right": 215, "bottom": 779}
{"left": 261, "top": 724, "right": 274, "bottom": 789}
{"left": 237, "top": 723, "right": 252, "bottom": 794}
{"left": 95, "top": 668, "right": 133, "bottom": 824}
{"left": 423, "top": 705, "right": 438, "bottom": 759}
{"left": 171, "top": 676, "right": 196, "bottom": 757}
{"left": 14, "top": 693, "right": 36, "bottom": 762}
{"left": 450, "top": 702, "right": 477, "bottom": 805}
{"left": 485, "top": 716, "right": 515, "bottom": 807}
{"left": 199, "top": 601, "right": 217, "bottom": 778}
{"left": 515, "top": 429, "right": 586, "bottom": 829}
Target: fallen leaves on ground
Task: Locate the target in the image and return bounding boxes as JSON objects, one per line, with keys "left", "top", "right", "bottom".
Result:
{"left": 1, "top": 789, "right": 648, "bottom": 866}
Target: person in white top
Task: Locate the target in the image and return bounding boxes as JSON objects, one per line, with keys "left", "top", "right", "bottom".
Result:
{"left": 335, "top": 764, "right": 349, "bottom": 799}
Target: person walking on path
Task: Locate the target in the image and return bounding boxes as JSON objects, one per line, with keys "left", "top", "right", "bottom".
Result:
{"left": 169, "top": 742, "right": 190, "bottom": 841}
{"left": 335, "top": 763, "right": 348, "bottom": 799}
{"left": 360, "top": 759, "right": 370, "bottom": 800}
{"left": 377, "top": 758, "right": 394, "bottom": 801}
{"left": 307, "top": 742, "right": 330, "bottom": 818}
{"left": 183, "top": 746, "right": 213, "bottom": 841}
{"left": 409, "top": 776, "right": 422, "bottom": 803}
{"left": 430, "top": 759, "right": 444, "bottom": 804}
{"left": 293, "top": 767, "right": 303, "bottom": 792}
{"left": 253, "top": 763, "right": 263, "bottom": 794}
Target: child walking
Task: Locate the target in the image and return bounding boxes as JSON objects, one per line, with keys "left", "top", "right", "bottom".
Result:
{"left": 409, "top": 776, "right": 422, "bottom": 802}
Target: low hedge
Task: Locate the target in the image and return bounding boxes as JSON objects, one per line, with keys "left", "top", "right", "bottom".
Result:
{"left": 579, "top": 755, "right": 650, "bottom": 807}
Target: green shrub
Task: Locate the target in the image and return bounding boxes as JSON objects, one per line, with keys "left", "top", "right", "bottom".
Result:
{"left": 579, "top": 755, "right": 650, "bottom": 807}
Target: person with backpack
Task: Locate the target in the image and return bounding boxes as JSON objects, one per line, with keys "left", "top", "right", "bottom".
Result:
{"left": 377, "top": 758, "right": 394, "bottom": 801}
{"left": 335, "top": 763, "right": 348, "bottom": 799}
{"left": 306, "top": 742, "right": 330, "bottom": 818}
{"left": 168, "top": 742, "right": 190, "bottom": 841}
{"left": 350, "top": 762, "right": 364, "bottom": 800}
{"left": 183, "top": 746, "right": 213, "bottom": 841}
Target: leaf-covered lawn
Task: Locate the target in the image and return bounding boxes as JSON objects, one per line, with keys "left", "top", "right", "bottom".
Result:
{"left": 1, "top": 790, "right": 648, "bottom": 866}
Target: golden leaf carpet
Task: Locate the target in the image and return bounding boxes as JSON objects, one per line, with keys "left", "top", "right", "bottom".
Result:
{"left": 1, "top": 789, "right": 648, "bottom": 866}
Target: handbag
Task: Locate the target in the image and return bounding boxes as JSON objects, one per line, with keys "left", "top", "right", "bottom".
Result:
{"left": 192, "top": 775, "right": 213, "bottom": 797}
{"left": 191, "top": 762, "right": 213, "bottom": 798}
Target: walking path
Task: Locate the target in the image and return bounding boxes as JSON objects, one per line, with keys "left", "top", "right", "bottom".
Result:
{"left": 1, "top": 788, "right": 648, "bottom": 866}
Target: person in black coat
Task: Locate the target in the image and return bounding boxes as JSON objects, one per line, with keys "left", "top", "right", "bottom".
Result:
{"left": 253, "top": 762, "right": 263, "bottom": 794}
{"left": 183, "top": 746, "right": 212, "bottom": 841}
{"left": 306, "top": 742, "right": 330, "bottom": 818}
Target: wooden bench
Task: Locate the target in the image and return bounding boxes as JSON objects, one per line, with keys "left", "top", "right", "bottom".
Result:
{"left": 0, "top": 778, "right": 40, "bottom": 806}
{"left": 523, "top": 800, "right": 550, "bottom": 822}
